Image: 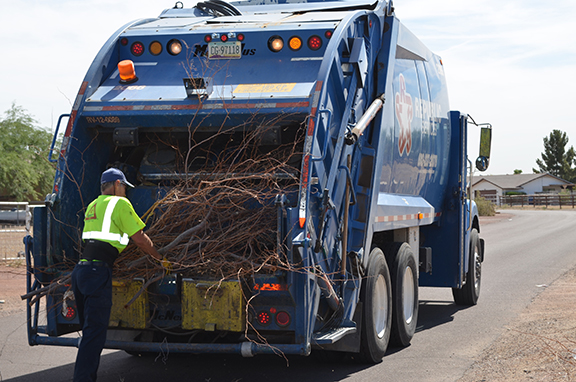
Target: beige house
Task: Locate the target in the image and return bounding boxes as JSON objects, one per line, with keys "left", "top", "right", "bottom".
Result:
{"left": 471, "top": 173, "right": 574, "bottom": 204}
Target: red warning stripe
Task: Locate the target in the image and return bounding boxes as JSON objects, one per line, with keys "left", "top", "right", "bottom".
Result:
{"left": 88, "top": 101, "right": 309, "bottom": 112}
{"left": 374, "top": 212, "right": 442, "bottom": 223}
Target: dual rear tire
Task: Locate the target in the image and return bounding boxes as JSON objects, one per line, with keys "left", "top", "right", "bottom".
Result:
{"left": 385, "top": 242, "right": 419, "bottom": 347}
{"left": 359, "top": 243, "right": 418, "bottom": 362}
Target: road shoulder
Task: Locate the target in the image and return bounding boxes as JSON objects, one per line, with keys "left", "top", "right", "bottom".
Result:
{"left": 458, "top": 266, "right": 576, "bottom": 381}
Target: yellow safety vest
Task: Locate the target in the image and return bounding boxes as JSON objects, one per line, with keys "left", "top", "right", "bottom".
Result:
{"left": 82, "top": 195, "right": 145, "bottom": 253}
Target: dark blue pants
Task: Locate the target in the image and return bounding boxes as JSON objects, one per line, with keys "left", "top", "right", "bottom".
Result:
{"left": 71, "top": 263, "right": 112, "bottom": 382}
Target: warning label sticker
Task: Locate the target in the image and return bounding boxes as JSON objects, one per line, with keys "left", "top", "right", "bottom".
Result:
{"left": 234, "top": 83, "right": 296, "bottom": 93}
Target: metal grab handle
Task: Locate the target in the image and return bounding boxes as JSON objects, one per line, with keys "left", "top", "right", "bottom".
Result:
{"left": 48, "top": 114, "right": 70, "bottom": 163}
{"left": 338, "top": 163, "right": 357, "bottom": 207}
{"left": 311, "top": 109, "right": 333, "bottom": 162}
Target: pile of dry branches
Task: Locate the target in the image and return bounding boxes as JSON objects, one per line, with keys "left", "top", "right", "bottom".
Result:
{"left": 23, "top": 125, "right": 304, "bottom": 304}
{"left": 116, "top": 127, "right": 302, "bottom": 282}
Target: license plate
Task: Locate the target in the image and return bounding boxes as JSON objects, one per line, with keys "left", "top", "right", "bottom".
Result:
{"left": 208, "top": 41, "right": 242, "bottom": 59}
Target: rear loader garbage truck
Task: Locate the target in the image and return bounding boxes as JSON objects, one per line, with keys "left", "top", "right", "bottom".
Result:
{"left": 23, "top": 0, "right": 492, "bottom": 363}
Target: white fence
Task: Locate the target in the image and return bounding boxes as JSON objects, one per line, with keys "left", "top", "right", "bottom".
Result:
{"left": 0, "top": 202, "right": 33, "bottom": 261}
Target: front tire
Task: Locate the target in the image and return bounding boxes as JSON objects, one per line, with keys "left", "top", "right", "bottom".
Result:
{"left": 452, "top": 228, "right": 482, "bottom": 305}
{"left": 358, "top": 247, "right": 392, "bottom": 363}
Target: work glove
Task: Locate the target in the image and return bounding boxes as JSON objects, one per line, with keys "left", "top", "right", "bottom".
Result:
{"left": 161, "top": 257, "right": 172, "bottom": 275}
{"left": 156, "top": 257, "right": 172, "bottom": 275}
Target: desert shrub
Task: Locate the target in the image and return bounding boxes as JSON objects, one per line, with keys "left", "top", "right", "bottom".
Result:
{"left": 475, "top": 196, "right": 496, "bottom": 216}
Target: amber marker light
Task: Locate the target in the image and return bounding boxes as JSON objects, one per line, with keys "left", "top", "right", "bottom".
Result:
{"left": 288, "top": 36, "right": 302, "bottom": 51}
{"left": 149, "top": 41, "right": 163, "bottom": 55}
{"left": 118, "top": 60, "right": 138, "bottom": 83}
{"left": 268, "top": 36, "right": 284, "bottom": 52}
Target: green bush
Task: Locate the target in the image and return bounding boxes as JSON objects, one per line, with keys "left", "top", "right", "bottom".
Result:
{"left": 475, "top": 196, "right": 496, "bottom": 216}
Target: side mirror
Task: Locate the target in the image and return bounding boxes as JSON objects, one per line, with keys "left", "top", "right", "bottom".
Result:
{"left": 476, "top": 125, "right": 492, "bottom": 172}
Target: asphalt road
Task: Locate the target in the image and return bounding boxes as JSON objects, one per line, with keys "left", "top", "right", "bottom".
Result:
{"left": 2, "top": 209, "right": 576, "bottom": 382}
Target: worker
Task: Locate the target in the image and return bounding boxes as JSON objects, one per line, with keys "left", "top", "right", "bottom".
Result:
{"left": 71, "top": 167, "right": 163, "bottom": 382}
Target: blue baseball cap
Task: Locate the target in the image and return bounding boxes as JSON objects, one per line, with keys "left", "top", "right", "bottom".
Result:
{"left": 101, "top": 168, "right": 134, "bottom": 188}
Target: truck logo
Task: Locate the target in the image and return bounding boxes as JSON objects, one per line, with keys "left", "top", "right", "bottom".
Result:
{"left": 395, "top": 73, "right": 413, "bottom": 156}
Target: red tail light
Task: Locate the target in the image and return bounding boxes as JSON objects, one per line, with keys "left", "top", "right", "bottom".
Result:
{"left": 257, "top": 311, "right": 271, "bottom": 326}
{"left": 131, "top": 41, "right": 145, "bottom": 56}
{"left": 275, "top": 311, "right": 290, "bottom": 327}
{"left": 307, "top": 35, "right": 322, "bottom": 51}
{"left": 62, "top": 306, "right": 76, "bottom": 320}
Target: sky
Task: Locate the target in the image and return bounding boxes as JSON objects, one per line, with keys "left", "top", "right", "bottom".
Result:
{"left": 1, "top": 0, "right": 575, "bottom": 176}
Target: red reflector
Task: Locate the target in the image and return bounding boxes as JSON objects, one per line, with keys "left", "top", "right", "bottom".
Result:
{"left": 324, "top": 30, "right": 333, "bottom": 39}
{"left": 204, "top": 35, "right": 212, "bottom": 43}
{"left": 257, "top": 311, "right": 271, "bottom": 326}
{"left": 307, "top": 35, "right": 322, "bottom": 51}
{"left": 120, "top": 37, "right": 129, "bottom": 46}
{"left": 237, "top": 33, "right": 245, "bottom": 41}
{"left": 131, "top": 41, "right": 145, "bottom": 56}
{"left": 276, "top": 311, "right": 290, "bottom": 327}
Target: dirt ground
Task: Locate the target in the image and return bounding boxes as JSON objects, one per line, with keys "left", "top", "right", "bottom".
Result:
{"left": 0, "top": 260, "right": 27, "bottom": 318}
{"left": 458, "top": 266, "right": 576, "bottom": 382}
{"left": 2, "top": 215, "right": 576, "bottom": 380}
{"left": 457, "top": 213, "right": 576, "bottom": 381}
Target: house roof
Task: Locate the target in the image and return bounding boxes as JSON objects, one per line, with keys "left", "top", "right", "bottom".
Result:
{"left": 472, "top": 173, "right": 574, "bottom": 189}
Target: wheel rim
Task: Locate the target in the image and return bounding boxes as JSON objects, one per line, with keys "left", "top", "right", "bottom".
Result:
{"left": 373, "top": 274, "right": 389, "bottom": 339}
{"left": 473, "top": 245, "right": 481, "bottom": 294}
{"left": 402, "top": 266, "right": 415, "bottom": 325}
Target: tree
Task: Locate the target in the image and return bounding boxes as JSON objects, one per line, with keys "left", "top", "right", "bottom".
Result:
{"left": 534, "top": 130, "right": 576, "bottom": 182}
{"left": 0, "top": 103, "right": 55, "bottom": 201}
{"left": 514, "top": 169, "right": 522, "bottom": 174}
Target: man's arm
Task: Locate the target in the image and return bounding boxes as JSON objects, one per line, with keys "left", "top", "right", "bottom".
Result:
{"left": 130, "top": 230, "right": 162, "bottom": 260}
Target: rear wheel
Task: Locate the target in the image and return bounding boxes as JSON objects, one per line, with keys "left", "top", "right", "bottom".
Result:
{"left": 452, "top": 228, "right": 481, "bottom": 305}
{"left": 358, "top": 247, "right": 392, "bottom": 363}
{"left": 385, "top": 242, "right": 418, "bottom": 347}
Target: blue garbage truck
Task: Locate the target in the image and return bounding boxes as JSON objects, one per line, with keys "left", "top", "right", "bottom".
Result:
{"left": 24, "top": 0, "right": 492, "bottom": 363}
